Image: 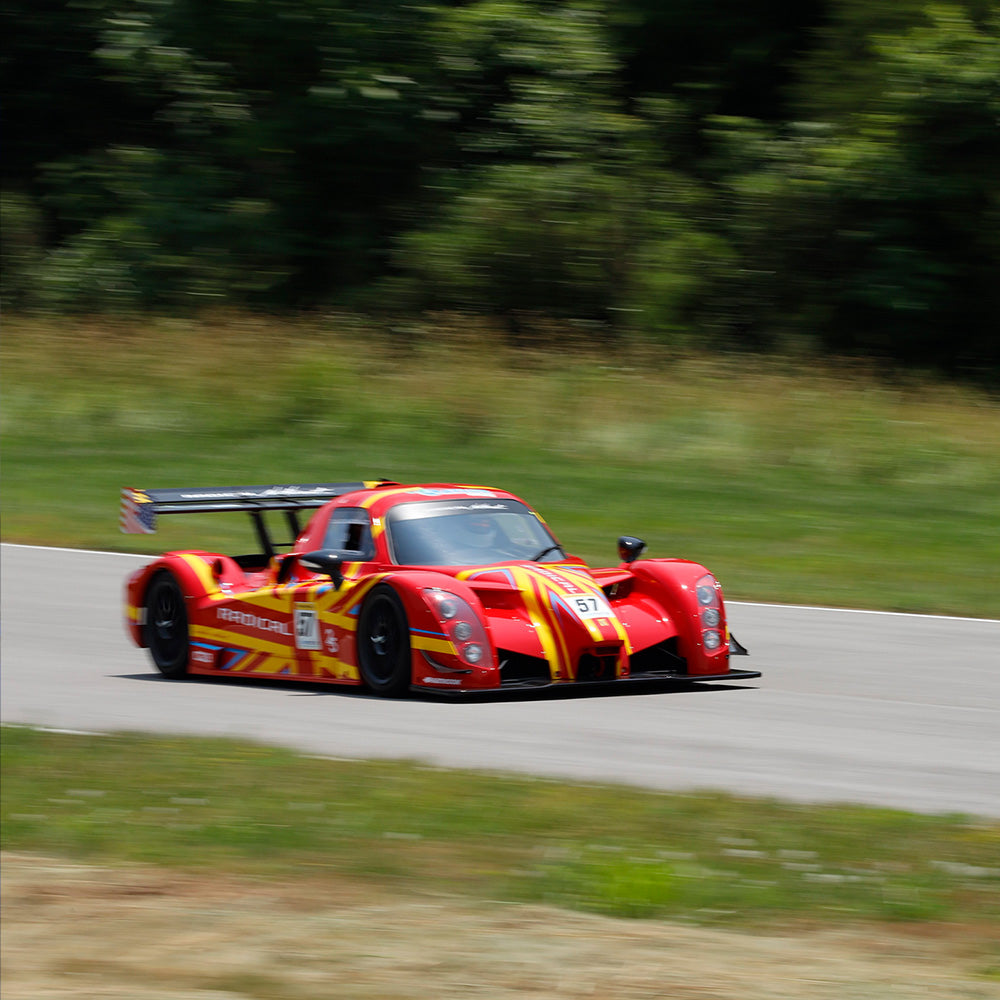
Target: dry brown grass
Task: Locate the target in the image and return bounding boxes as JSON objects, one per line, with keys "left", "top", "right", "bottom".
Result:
{"left": 4, "top": 852, "right": 998, "bottom": 1000}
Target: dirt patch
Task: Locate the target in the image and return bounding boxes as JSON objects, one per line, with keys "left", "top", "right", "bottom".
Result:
{"left": 2, "top": 853, "right": 997, "bottom": 1000}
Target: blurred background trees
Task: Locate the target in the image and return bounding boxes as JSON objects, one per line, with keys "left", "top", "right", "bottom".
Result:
{"left": 2, "top": 0, "right": 997, "bottom": 376}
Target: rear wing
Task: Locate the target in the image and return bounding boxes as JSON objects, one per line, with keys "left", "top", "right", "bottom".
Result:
{"left": 120, "top": 482, "right": 382, "bottom": 535}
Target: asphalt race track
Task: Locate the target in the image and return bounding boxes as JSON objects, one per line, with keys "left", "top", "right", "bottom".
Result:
{"left": 3, "top": 543, "right": 998, "bottom": 817}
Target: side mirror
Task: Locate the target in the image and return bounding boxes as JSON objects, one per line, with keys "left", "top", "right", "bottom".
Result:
{"left": 299, "top": 549, "right": 347, "bottom": 588}
{"left": 618, "top": 535, "right": 647, "bottom": 564}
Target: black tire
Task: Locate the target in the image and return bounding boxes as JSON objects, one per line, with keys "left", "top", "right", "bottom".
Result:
{"left": 357, "top": 585, "right": 411, "bottom": 697}
{"left": 143, "top": 572, "right": 190, "bottom": 678}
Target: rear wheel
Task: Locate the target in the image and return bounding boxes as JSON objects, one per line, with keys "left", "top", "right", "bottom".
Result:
{"left": 143, "top": 572, "right": 189, "bottom": 678}
{"left": 357, "top": 585, "right": 411, "bottom": 697}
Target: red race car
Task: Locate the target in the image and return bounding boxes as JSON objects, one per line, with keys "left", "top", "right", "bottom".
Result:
{"left": 122, "top": 481, "right": 758, "bottom": 695}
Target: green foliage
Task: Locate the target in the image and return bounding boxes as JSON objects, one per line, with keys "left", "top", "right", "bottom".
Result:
{"left": 395, "top": 1, "right": 635, "bottom": 324}
{"left": 9, "top": 0, "right": 445, "bottom": 308}
{"left": 610, "top": 0, "right": 827, "bottom": 124}
{"left": 0, "top": 0, "right": 125, "bottom": 183}
{"left": 36, "top": 145, "right": 290, "bottom": 308}
{"left": 0, "top": 191, "right": 45, "bottom": 309}
{"left": 395, "top": 3, "right": 733, "bottom": 341}
{"left": 706, "top": 5, "right": 1000, "bottom": 371}
{"left": 1, "top": 0, "right": 998, "bottom": 375}
{"left": 814, "top": 5, "right": 1000, "bottom": 371}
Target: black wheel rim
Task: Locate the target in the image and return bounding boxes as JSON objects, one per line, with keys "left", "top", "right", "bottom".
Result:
{"left": 364, "top": 596, "right": 403, "bottom": 684}
{"left": 150, "top": 583, "right": 186, "bottom": 663}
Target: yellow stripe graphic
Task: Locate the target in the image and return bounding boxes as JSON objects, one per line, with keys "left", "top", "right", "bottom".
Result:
{"left": 191, "top": 623, "right": 291, "bottom": 657}
{"left": 175, "top": 553, "right": 223, "bottom": 599}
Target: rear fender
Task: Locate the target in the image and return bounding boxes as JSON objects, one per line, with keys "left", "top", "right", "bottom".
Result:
{"left": 125, "top": 551, "right": 233, "bottom": 648}
{"left": 629, "top": 559, "right": 734, "bottom": 675}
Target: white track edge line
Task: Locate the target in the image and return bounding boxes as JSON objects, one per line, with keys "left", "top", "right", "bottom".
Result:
{"left": 3, "top": 542, "right": 998, "bottom": 624}
{"left": 2, "top": 542, "right": 150, "bottom": 559}
{"left": 728, "top": 600, "right": 1000, "bottom": 624}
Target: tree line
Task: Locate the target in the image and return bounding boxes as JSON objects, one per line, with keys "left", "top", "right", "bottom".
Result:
{"left": 3, "top": 0, "right": 998, "bottom": 376}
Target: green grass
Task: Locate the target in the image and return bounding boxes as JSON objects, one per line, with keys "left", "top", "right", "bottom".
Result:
{"left": 3, "top": 312, "right": 999, "bottom": 615}
{"left": 3, "top": 726, "right": 998, "bottom": 928}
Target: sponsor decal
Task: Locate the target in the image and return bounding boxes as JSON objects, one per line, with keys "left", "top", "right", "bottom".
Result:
{"left": 532, "top": 565, "right": 586, "bottom": 593}
{"left": 421, "top": 676, "right": 463, "bottom": 686}
{"left": 192, "top": 648, "right": 214, "bottom": 664}
{"left": 294, "top": 603, "right": 321, "bottom": 650}
{"left": 179, "top": 486, "right": 340, "bottom": 500}
{"left": 217, "top": 607, "right": 292, "bottom": 636}
{"left": 325, "top": 629, "right": 340, "bottom": 655}
{"left": 432, "top": 502, "right": 507, "bottom": 512}
{"left": 410, "top": 488, "right": 497, "bottom": 498}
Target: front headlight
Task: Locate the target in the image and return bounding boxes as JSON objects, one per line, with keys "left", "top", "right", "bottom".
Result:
{"left": 436, "top": 597, "right": 459, "bottom": 620}
{"left": 695, "top": 574, "right": 727, "bottom": 655}
{"left": 425, "top": 588, "right": 490, "bottom": 667}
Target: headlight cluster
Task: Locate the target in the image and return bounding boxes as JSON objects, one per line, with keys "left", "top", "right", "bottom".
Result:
{"left": 695, "top": 573, "right": 725, "bottom": 653}
{"left": 425, "top": 588, "right": 489, "bottom": 666}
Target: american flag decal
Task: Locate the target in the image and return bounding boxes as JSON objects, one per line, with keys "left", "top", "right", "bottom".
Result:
{"left": 119, "top": 488, "right": 157, "bottom": 533}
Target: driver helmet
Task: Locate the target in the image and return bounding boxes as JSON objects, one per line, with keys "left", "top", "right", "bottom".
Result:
{"left": 459, "top": 515, "right": 497, "bottom": 548}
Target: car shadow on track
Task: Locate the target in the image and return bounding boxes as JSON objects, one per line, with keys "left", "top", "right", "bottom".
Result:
{"left": 114, "top": 671, "right": 759, "bottom": 703}
{"left": 417, "top": 680, "right": 759, "bottom": 704}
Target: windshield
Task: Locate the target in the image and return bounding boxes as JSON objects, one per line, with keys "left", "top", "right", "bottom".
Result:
{"left": 386, "top": 500, "right": 563, "bottom": 567}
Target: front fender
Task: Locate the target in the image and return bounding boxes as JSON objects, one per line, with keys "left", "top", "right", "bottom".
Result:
{"left": 379, "top": 571, "right": 500, "bottom": 691}
{"left": 629, "top": 559, "right": 736, "bottom": 676}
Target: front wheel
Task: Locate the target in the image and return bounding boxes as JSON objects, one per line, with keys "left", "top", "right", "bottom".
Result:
{"left": 357, "top": 585, "right": 411, "bottom": 697}
{"left": 143, "top": 572, "right": 190, "bottom": 678}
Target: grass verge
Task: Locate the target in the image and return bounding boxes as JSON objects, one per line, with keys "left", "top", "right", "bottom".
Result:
{"left": 3, "top": 313, "right": 999, "bottom": 616}
{"left": 3, "top": 725, "right": 999, "bottom": 929}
